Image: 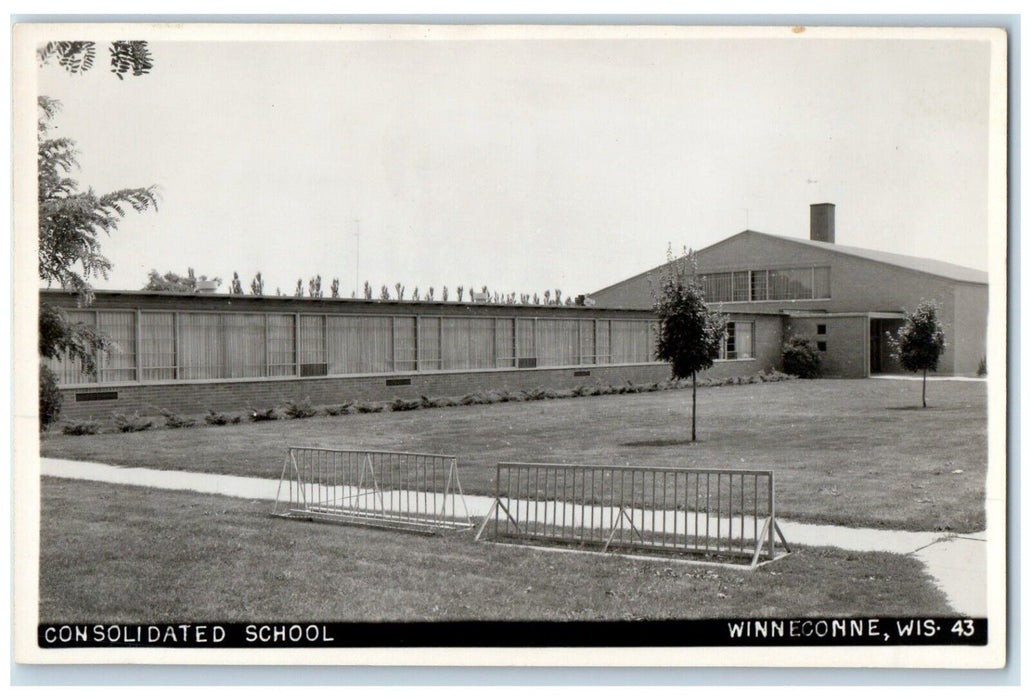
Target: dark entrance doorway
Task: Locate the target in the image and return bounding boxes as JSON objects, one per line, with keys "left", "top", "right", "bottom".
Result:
{"left": 870, "top": 318, "right": 904, "bottom": 374}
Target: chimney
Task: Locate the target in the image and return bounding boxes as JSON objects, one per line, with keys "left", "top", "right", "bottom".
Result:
{"left": 810, "top": 203, "right": 835, "bottom": 243}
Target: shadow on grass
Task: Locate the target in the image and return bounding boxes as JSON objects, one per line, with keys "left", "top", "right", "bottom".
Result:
{"left": 621, "top": 439, "right": 698, "bottom": 447}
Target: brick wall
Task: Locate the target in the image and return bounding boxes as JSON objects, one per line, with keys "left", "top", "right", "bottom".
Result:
{"left": 785, "top": 316, "right": 869, "bottom": 378}
{"left": 57, "top": 363, "right": 674, "bottom": 421}
{"left": 56, "top": 357, "right": 790, "bottom": 422}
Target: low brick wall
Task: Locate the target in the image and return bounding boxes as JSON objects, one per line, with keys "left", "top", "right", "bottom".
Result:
{"left": 57, "top": 364, "right": 675, "bottom": 421}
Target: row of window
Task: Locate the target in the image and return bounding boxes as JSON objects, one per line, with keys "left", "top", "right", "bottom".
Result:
{"left": 45, "top": 310, "right": 662, "bottom": 386}
{"left": 701, "top": 267, "right": 831, "bottom": 303}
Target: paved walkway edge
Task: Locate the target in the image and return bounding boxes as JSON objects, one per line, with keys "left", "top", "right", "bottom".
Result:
{"left": 39, "top": 457, "right": 987, "bottom": 615}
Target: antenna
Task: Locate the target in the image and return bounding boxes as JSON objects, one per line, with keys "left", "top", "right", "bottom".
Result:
{"left": 354, "top": 218, "right": 361, "bottom": 295}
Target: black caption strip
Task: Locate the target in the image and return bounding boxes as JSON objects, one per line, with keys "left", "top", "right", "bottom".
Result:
{"left": 39, "top": 618, "right": 986, "bottom": 648}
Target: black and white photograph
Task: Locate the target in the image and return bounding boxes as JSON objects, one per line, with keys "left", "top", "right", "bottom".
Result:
{"left": 12, "top": 22, "right": 1008, "bottom": 668}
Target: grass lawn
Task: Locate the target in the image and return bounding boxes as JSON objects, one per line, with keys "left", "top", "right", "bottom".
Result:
{"left": 40, "top": 378, "right": 988, "bottom": 532}
{"left": 39, "top": 477, "right": 953, "bottom": 622}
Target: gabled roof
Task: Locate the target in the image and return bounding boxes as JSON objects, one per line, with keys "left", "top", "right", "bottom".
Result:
{"left": 591, "top": 229, "right": 988, "bottom": 295}
{"left": 752, "top": 231, "right": 989, "bottom": 285}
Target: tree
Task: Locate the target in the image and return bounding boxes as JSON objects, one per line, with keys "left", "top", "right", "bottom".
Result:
{"left": 308, "top": 275, "right": 323, "bottom": 298}
{"left": 142, "top": 268, "right": 220, "bottom": 292}
{"left": 38, "top": 41, "right": 154, "bottom": 80}
{"left": 330, "top": 278, "right": 340, "bottom": 298}
{"left": 230, "top": 272, "right": 244, "bottom": 295}
{"left": 250, "top": 272, "right": 265, "bottom": 296}
{"left": 38, "top": 97, "right": 157, "bottom": 425}
{"left": 653, "top": 247, "right": 727, "bottom": 442}
{"left": 889, "top": 301, "right": 947, "bottom": 408}
{"left": 39, "top": 97, "right": 159, "bottom": 299}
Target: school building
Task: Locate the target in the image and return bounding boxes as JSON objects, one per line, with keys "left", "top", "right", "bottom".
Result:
{"left": 590, "top": 203, "right": 989, "bottom": 380}
{"left": 41, "top": 203, "right": 988, "bottom": 420}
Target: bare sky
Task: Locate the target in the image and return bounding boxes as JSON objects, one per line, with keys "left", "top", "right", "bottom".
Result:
{"left": 35, "top": 29, "right": 995, "bottom": 299}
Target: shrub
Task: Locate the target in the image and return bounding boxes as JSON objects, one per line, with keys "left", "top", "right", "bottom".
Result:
{"left": 482, "top": 390, "right": 507, "bottom": 403}
{"left": 282, "top": 397, "right": 317, "bottom": 419}
{"left": 205, "top": 410, "right": 241, "bottom": 426}
{"left": 354, "top": 401, "right": 385, "bottom": 413}
{"left": 62, "top": 419, "right": 100, "bottom": 436}
{"left": 324, "top": 402, "right": 353, "bottom": 416}
{"left": 390, "top": 397, "right": 421, "bottom": 412}
{"left": 459, "top": 392, "right": 491, "bottom": 406}
{"left": 977, "top": 357, "right": 987, "bottom": 377}
{"left": 112, "top": 412, "right": 154, "bottom": 433}
{"left": 160, "top": 409, "right": 196, "bottom": 429}
{"left": 249, "top": 407, "right": 281, "bottom": 422}
{"left": 39, "top": 364, "right": 62, "bottom": 430}
{"left": 781, "top": 336, "right": 821, "bottom": 378}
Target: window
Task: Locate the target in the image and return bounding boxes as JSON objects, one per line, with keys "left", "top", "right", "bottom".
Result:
{"left": 441, "top": 317, "right": 494, "bottom": 370}
{"left": 579, "top": 320, "right": 596, "bottom": 365}
{"left": 537, "top": 319, "right": 580, "bottom": 367}
{"left": 610, "top": 320, "right": 651, "bottom": 363}
{"left": 732, "top": 271, "right": 750, "bottom": 302}
{"left": 721, "top": 321, "right": 754, "bottom": 360}
{"left": 750, "top": 270, "right": 768, "bottom": 301}
{"left": 95, "top": 311, "right": 137, "bottom": 383}
{"left": 221, "top": 313, "right": 265, "bottom": 378}
{"left": 595, "top": 320, "right": 611, "bottom": 365}
{"left": 817, "top": 341, "right": 827, "bottom": 352}
{"left": 516, "top": 318, "right": 536, "bottom": 367}
{"left": 393, "top": 317, "right": 417, "bottom": 372}
{"left": 267, "top": 315, "right": 296, "bottom": 376}
{"left": 44, "top": 310, "right": 99, "bottom": 384}
{"left": 45, "top": 304, "right": 670, "bottom": 386}
{"left": 417, "top": 317, "right": 441, "bottom": 370}
{"left": 817, "top": 324, "right": 827, "bottom": 335}
{"left": 702, "top": 272, "right": 733, "bottom": 303}
{"left": 495, "top": 318, "right": 516, "bottom": 368}
{"left": 140, "top": 312, "right": 176, "bottom": 380}
{"left": 700, "top": 266, "right": 831, "bottom": 302}
{"left": 299, "top": 316, "right": 328, "bottom": 376}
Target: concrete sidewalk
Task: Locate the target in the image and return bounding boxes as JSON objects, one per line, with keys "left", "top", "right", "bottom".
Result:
{"left": 39, "top": 457, "right": 987, "bottom": 616}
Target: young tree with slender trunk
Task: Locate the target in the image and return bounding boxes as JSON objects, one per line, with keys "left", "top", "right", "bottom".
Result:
{"left": 889, "top": 301, "right": 947, "bottom": 408}
{"left": 653, "top": 247, "right": 726, "bottom": 441}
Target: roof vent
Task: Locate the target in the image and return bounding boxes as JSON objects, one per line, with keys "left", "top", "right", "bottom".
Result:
{"left": 810, "top": 203, "right": 835, "bottom": 244}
